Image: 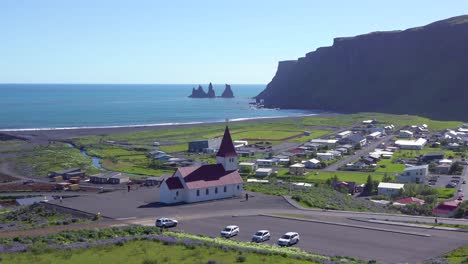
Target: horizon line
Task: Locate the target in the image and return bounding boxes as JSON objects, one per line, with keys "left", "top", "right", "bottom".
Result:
{"left": 0, "top": 82, "right": 267, "bottom": 85}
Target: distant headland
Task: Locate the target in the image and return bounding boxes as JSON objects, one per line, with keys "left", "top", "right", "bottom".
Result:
{"left": 189, "top": 83, "right": 234, "bottom": 98}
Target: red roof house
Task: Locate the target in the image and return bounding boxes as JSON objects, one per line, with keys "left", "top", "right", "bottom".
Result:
{"left": 432, "top": 200, "right": 461, "bottom": 217}
{"left": 160, "top": 126, "right": 243, "bottom": 204}
{"left": 394, "top": 197, "right": 425, "bottom": 206}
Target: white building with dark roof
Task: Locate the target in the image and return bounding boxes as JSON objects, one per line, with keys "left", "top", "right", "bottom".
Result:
{"left": 160, "top": 127, "right": 243, "bottom": 204}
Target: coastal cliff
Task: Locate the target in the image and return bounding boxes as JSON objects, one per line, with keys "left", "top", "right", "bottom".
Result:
{"left": 256, "top": 15, "right": 468, "bottom": 121}
{"left": 189, "top": 83, "right": 235, "bottom": 98}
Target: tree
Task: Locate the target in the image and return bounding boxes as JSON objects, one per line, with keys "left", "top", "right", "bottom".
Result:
{"left": 363, "top": 175, "right": 374, "bottom": 196}
{"left": 449, "top": 161, "right": 463, "bottom": 175}
{"left": 382, "top": 173, "right": 393, "bottom": 182}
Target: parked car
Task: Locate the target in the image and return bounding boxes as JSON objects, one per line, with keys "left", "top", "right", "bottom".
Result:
{"left": 155, "top": 218, "right": 178, "bottom": 228}
{"left": 22, "top": 179, "right": 35, "bottom": 185}
{"left": 463, "top": 180, "right": 466, "bottom": 184}
{"left": 457, "top": 195, "right": 464, "bottom": 201}
{"left": 251, "top": 230, "right": 270, "bottom": 243}
{"left": 277, "top": 232, "right": 300, "bottom": 246}
{"left": 458, "top": 188, "right": 463, "bottom": 193}
{"left": 220, "top": 225, "right": 239, "bottom": 238}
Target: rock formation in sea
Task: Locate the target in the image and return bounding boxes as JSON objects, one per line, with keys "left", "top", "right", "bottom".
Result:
{"left": 255, "top": 15, "right": 468, "bottom": 121}
{"left": 189, "top": 85, "right": 208, "bottom": 98}
{"left": 207, "top": 82, "right": 216, "bottom": 98}
{"left": 221, "top": 84, "right": 234, "bottom": 98}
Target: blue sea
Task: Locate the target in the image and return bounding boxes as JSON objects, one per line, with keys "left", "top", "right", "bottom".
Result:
{"left": 0, "top": 84, "right": 320, "bottom": 130}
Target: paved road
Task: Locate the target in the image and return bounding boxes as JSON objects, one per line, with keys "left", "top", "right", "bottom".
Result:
{"left": 460, "top": 165, "right": 468, "bottom": 200}
{"left": 324, "top": 135, "right": 393, "bottom": 172}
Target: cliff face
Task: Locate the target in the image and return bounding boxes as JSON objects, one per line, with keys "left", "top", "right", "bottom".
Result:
{"left": 221, "top": 84, "right": 234, "bottom": 98}
{"left": 256, "top": 15, "right": 468, "bottom": 121}
{"left": 189, "top": 85, "right": 208, "bottom": 98}
{"left": 207, "top": 82, "right": 216, "bottom": 98}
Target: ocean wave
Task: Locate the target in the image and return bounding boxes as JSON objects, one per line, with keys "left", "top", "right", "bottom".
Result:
{"left": 0, "top": 114, "right": 319, "bottom": 132}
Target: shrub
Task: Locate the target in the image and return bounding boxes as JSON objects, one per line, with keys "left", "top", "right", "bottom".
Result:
{"left": 142, "top": 259, "right": 158, "bottom": 264}
{"left": 235, "top": 254, "right": 246, "bottom": 263}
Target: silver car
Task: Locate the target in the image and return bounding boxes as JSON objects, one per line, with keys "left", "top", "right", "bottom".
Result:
{"left": 220, "top": 225, "right": 239, "bottom": 238}
{"left": 155, "top": 218, "right": 178, "bottom": 228}
{"left": 277, "top": 232, "right": 300, "bottom": 246}
{"left": 251, "top": 230, "right": 270, "bottom": 243}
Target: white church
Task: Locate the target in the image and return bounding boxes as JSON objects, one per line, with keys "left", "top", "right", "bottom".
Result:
{"left": 159, "top": 126, "right": 244, "bottom": 204}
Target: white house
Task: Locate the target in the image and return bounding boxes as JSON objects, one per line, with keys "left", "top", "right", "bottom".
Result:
{"left": 289, "top": 163, "right": 305, "bottom": 175}
{"left": 394, "top": 138, "right": 427, "bottom": 150}
{"left": 310, "top": 139, "right": 338, "bottom": 146}
{"left": 159, "top": 127, "right": 243, "bottom": 204}
{"left": 304, "top": 158, "right": 321, "bottom": 169}
{"left": 256, "top": 159, "right": 276, "bottom": 168}
{"left": 399, "top": 130, "right": 413, "bottom": 138}
{"left": 367, "top": 131, "right": 382, "bottom": 140}
{"left": 255, "top": 168, "right": 273, "bottom": 177}
{"left": 396, "top": 165, "right": 428, "bottom": 184}
{"left": 378, "top": 182, "right": 405, "bottom": 197}
{"left": 336, "top": 131, "right": 352, "bottom": 138}
{"left": 317, "top": 152, "right": 334, "bottom": 161}
{"left": 239, "top": 162, "right": 257, "bottom": 172}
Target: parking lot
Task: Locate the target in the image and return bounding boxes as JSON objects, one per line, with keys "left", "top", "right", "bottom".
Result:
{"left": 167, "top": 215, "right": 468, "bottom": 264}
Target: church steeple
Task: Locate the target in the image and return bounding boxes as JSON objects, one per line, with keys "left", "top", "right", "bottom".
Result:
{"left": 216, "top": 126, "right": 238, "bottom": 171}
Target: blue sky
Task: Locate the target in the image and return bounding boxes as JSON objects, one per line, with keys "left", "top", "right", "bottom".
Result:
{"left": 0, "top": 0, "right": 466, "bottom": 84}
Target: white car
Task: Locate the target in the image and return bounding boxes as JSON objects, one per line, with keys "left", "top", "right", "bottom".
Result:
{"left": 277, "top": 232, "right": 300, "bottom": 246}
{"left": 155, "top": 218, "right": 178, "bottom": 228}
{"left": 220, "top": 225, "right": 239, "bottom": 238}
{"left": 251, "top": 230, "right": 270, "bottom": 243}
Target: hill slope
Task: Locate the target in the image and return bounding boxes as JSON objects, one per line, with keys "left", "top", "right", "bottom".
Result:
{"left": 256, "top": 15, "right": 468, "bottom": 121}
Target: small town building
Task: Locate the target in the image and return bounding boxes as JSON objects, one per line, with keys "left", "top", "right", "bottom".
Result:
{"left": 396, "top": 165, "right": 428, "bottom": 183}
{"left": 336, "top": 131, "right": 352, "bottom": 138}
{"left": 304, "top": 158, "right": 321, "bottom": 169}
{"left": 317, "top": 152, "right": 334, "bottom": 161}
{"left": 393, "top": 197, "right": 425, "bottom": 206}
{"left": 377, "top": 182, "right": 404, "bottom": 197}
{"left": 339, "top": 134, "right": 367, "bottom": 147}
{"left": 108, "top": 174, "right": 130, "bottom": 184}
{"left": 399, "top": 130, "right": 414, "bottom": 138}
{"left": 145, "top": 177, "right": 164, "bottom": 186}
{"left": 239, "top": 162, "right": 257, "bottom": 172}
{"left": 435, "top": 164, "right": 451, "bottom": 174}
{"left": 439, "top": 159, "right": 453, "bottom": 165}
{"left": 256, "top": 159, "right": 276, "bottom": 167}
{"left": 421, "top": 152, "right": 445, "bottom": 162}
{"left": 332, "top": 180, "right": 357, "bottom": 194}
{"left": 327, "top": 150, "right": 342, "bottom": 158}
{"left": 303, "top": 142, "right": 321, "bottom": 151}
{"left": 90, "top": 171, "right": 126, "bottom": 184}
{"left": 432, "top": 200, "right": 461, "bottom": 217}
{"left": 233, "top": 140, "right": 249, "bottom": 147}
{"left": 63, "top": 171, "right": 85, "bottom": 180}
{"left": 236, "top": 150, "right": 254, "bottom": 157}
{"left": 335, "top": 147, "right": 348, "bottom": 154}
{"left": 309, "top": 139, "right": 338, "bottom": 146}
{"left": 289, "top": 163, "right": 306, "bottom": 175}
{"left": 160, "top": 126, "right": 243, "bottom": 204}
{"left": 188, "top": 138, "right": 221, "bottom": 153}
{"left": 362, "top": 120, "right": 377, "bottom": 125}
{"left": 367, "top": 131, "right": 382, "bottom": 140}
{"left": 255, "top": 168, "right": 273, "bottom": 177}
{"left": 394, "top": 138, "right": 427, "bottom": 150}
{"left": 48, "top": 168, "right": 81, "bottom": 178}
{"left": 278, "top": 158, "right": 290, "bottom": 165}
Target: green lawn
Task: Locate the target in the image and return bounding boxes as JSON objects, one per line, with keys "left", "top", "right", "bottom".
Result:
{"left": 375, "top": 159, "right": 406, "bottom": 173}
{"left": 15, "top": 143, "right": 99, "bottom": 177}
{"left": 277, "top": 169, "right": 389, "bottom": 184}
{"left": 392, "top": 147, "right": 462, "bottom": 160}
{"left": 439, "top": 246, "right": 468, "bottom": 264}
{"left": 435, "top": 187, "right": 456, "bottom": 199}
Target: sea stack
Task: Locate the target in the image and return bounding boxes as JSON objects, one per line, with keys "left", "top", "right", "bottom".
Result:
{"left": 207, "top": 82, "right": 216, "bottom": 98}
{"left": 221, "top": 84, "right": 234, "bottom": 98}
{"left": 188, "top": 85, "right": 208, "bottom": 98}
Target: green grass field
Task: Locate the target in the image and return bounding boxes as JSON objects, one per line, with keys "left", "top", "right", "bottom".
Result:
{"left": 277, "top": 169, "right": 390, "bottom": 184}
{"left": 439, "top": 246, "right": 468, "bottom": 264}
{"left": 375, "top": 159, "right": 406, "bottom": 173}
{"left": 1, "top": 240, "right": 319, "bottom": 264}
{"left": 435, "top": 187, "right": 456, "bottom": 199}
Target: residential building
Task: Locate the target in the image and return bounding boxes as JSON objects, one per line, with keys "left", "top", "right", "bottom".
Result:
{"left": 239, "top": 162, "right": 257, "bottom": 172}
{"left": 336, "top": 131, "right": 352, "bottom": 138}
{"left": 90, "top": 171, "right": 125, "bottom": 184}
{"left": 399, "top": 130, "right": 413, "bottom": 138}
{"left": 377, "top": 182, "right": 404, "bottom": 197}
{"left": 395, "top": 138, "right": 427, "bottom": 150}
{"left": 317, "top": 152, "right": 334, "bottom": 161}
{"left": 435, "top": 164, "right": 451, "bottom": 174}
{"left": 421, "top": 152, "right": 445, "bottom": 162}
{"left": 48, "top": 168, "right": 81, "bottom": 178}
{"left": 327, "top": 150, "right": 342, "bottom": 158}
{"left": 432, "top": 200, "right": 461, "bottom": 217}
{"left": 289, "top": 163, "right": 306, "bottom": 175}
{"left": 108, "top": 174, "right": 130, "bottom": 184}
{"left": 396, "top": 165, "right": 428, "bottom": 183}
{"left": 160, "top": 126, "right": 243, "bottom": 204}
{"left": 304, "top": 158, "right": 321, "bottom": 169}
{"left": 339, "top": 134, "right": 367, "bottom": 147}
{"left": 256, "top": 159, "right": 276, "bottom": 167}
{"left": 255, "top": 168, "right": 273, "bottom": 177}
{"left": 187, "top": 138, "right": 221, "bottom": 153}
{"left": 309, "top": 139, "right": 338, "bottom": 146}
{"left": 367, "top": 131, "right": 382, "bottom": 140}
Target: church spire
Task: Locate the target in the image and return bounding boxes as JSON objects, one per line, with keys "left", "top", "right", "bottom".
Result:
{"left": 216, "top": 126, "right": 237, "bottom": 157}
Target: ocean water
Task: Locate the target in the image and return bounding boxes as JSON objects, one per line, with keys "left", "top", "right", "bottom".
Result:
{"left": 0, "top": 84, "right": 319, "bottom": 130}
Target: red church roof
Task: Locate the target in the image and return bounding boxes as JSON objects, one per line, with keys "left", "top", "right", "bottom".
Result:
{"left": 216, "top": 126, "right": 237, "bottom": 157}
{"left": 164, "top": 176, "right": 184, "bottom": 190}
{"left": 177, "top": 164, "right": 243, "bottom": 189}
